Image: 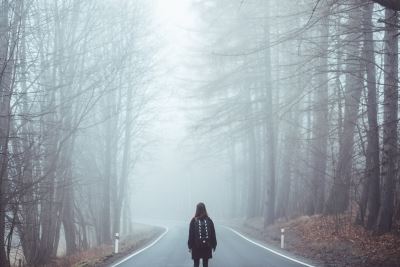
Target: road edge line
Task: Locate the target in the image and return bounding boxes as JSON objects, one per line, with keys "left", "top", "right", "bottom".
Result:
{"left": 224, "top": 226, "right": 316, "bottom": 267}
{"left": 109, "top": 226, "right": 169, "bottom": 267}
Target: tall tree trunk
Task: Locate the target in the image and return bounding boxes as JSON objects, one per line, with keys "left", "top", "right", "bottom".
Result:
{"left": 246, "top": 108, "right": 258, "bottom": 218}
{"left": 276, "top": 17, "right": 302, "bottom": 218}
{"left": 377, "top": 8, "right": 398, "bottom": 234}
{"left": 263, "top": 1, "right": 275, "bottom": 227}
{"left": 113, "top": 81, "right": 133, "bottom": 235}
{"left": 365, "top": 14, "right": 380, "bottom": 227}
{"left": 37, "top": 70, "right": 58, "bottom": 266}
{"left": 325, "top": 1, "right": 364, "bottom": 214}
{"left": 60, "top": 0, "right": 85, "bottom": 253}
{"left": 356, "top": 3, "right": 380, "bottom": 228}
{"left": 101, "top": 92, "right": 116, "bottom": 244}
{"left": 308, "top": 7, "right": 329, "bottom": 215}
{"left": 0, "top": 1, "right": 13, "bottom": 265}
{"left": 37, "top": 2, "right": 62, "bottom": 260}
{"left": 19, "top": 1, "right": 40, "bottom": 263}
{"left": 61, "top": 136, "right": 77, "bottom": 255}
{"left": 102, "top": 122, "right": 112, "bottom": 244}
{"left": 276, "top": 112, "right": 295, "bottom": 219}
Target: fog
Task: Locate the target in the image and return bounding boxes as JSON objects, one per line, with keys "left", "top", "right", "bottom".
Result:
{"left": 130, "top": 91, "right": 230, "bottom": 220}
{"left": 130, "top": 0, "right": 232, "bottom": 221}
{"left": 1, "top": 0, "right": 399, "bottom": 264}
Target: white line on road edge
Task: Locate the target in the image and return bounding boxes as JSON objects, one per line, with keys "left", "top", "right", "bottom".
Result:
{"left": 225, "top": 227, "right": 315, "bottom": 267}
{"left": 109, "top": 227, "right": 169, "bottom": 267}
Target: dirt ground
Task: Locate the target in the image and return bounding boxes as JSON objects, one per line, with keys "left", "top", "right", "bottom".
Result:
{"left": 233, "top": 215, "right": 400, "bottom": 267}
{"left": 50, "top": 223, "right": 165, "bottom": 267}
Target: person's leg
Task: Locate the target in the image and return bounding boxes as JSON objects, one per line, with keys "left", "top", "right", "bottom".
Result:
{"left": 193, "top": 259, "right": 200, "bottom": 267}
{"left": 202, "top": 258, "right": 208, "bottom": 267}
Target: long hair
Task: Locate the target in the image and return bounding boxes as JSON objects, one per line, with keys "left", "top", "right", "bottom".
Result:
{"left": 194, "top": 202, "right": 208, "bottom": 219}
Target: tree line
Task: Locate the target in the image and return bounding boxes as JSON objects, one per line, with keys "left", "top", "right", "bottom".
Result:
{"left": 190, "top": 0, "right": 399, "bottom": 234}
{"left": 0, "top": 0, "right": 156, "bottom": 266}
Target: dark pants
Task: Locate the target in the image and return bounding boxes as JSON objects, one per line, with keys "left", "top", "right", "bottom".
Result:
{"left": 194, "top": 258, "right": 208, "bottom": 267}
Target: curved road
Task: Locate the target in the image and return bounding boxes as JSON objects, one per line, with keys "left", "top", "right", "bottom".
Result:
{"left": 110, "top": 221, "right": 316, "bottom": 267}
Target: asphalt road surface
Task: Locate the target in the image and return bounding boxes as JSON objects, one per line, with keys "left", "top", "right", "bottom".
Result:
{"left": 110, "top": 221, "right": 316, "bottom": 267}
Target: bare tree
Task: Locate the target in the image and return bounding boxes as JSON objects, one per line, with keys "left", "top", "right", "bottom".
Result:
{"left": 377, "top": 7, "right": 398, "bottom": 234}
{"left": 325, "top": 0, "right": 364, "bottom": 214}
{"left": 356, "top": 2, "right": 380, "bottom": 229}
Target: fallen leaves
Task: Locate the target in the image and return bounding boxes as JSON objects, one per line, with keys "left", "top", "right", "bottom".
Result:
{"left": 240, "top": 215, "right": 400, "bottom": 267}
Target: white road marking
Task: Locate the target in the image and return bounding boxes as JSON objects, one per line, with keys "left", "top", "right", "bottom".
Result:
{"left": 225, "top": 226, "right": 316, "bottom": 267}
{"left": 110, "top": 227, "right": 169, "bottom": 267}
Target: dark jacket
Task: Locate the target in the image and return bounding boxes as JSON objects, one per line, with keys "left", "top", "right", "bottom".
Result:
{"left": 188, "top": 216, "right": 217, "bottom": 260}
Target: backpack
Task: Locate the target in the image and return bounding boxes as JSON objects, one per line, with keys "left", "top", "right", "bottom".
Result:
{"left": 194, "top": 218, "right": 211, "bottom": 248}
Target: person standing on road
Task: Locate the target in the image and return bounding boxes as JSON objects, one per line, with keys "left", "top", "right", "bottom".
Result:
{"left": 188, "top": 202, "right": 217, "bottom": 267}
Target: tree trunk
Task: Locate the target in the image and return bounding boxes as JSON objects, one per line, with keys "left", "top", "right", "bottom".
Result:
{"left": 113, "top": 80, "right": 133, "bottom": 235}
{"left": 37, "top": 3, "right": 62, "bottom": 260}
{"left": 246, "top": 109, "right": 258, "bottom": 218}
{"left": 325, "top": 1, "right": 364, "bottom": 214}
{"left": 308, "top": 7, "right": 329, "bottom": 215}
{"left": 101, "top": 93, "right": 116, "bottom": 244}
{"left": 377, "top": 8, "right": 398, "bottom": 234}
{"left": 61, "top": 135, "right": 77, "bottom": 255}
{"left": 276, "top": 113, "right": 295, "bottom": 219}
{"left": 19, "top": 1, "right": 40, "bottom": 263}
{"left": 263, "top": 1, "right": 275, "bottom": 227}
{"left": 0, "top": 1, "right": 13, "bottom": 265}
{"left": 356, "top": 3, "right": 380, "bottom": 228}
{"left": 62, "top": 181, "right": 77, "bottom": 255}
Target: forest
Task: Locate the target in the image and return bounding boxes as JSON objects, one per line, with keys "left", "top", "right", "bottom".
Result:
{"left": 190, "top": 0, "right": 399, "bottom": 232}
{"left": 0, "top": 0, "right": 399, "bottom": 266}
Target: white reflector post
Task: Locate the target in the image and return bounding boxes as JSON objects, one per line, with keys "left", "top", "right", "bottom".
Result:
{"left": 281, "top": 228, "right": 285, "bottom": 249}
{"left": 114, "top": 233, "right": 120, "bottom": 254}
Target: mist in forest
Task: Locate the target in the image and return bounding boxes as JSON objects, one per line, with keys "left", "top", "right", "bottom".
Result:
{"left": 129, "top": 0, "right": 232, "bottom": 221}
{"left": 0, "top": 0, "right": 399, "bottom": 265}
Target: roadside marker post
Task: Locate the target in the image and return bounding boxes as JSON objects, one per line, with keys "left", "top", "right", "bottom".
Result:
{"left": 115, "top": 233, "right": 120, "bottom": 254}
{"left": 281, "top": 228, "right": 285, "bottom": 249}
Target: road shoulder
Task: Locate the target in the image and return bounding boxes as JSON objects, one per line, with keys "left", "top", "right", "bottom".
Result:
{"left": 56, "top": 223, "right": 166, "bottom": 267}
{"left": 226, "top": 215, "right": 400, "bottom": 267}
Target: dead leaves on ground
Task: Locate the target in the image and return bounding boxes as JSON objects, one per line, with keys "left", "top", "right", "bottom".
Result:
{"left": 242, "top": 215, "right": 400, "bottom": 266}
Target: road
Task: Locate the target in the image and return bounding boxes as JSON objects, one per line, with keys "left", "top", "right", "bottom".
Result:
{"left": 110, "top": 221, "right": 316, "bottom": 267}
